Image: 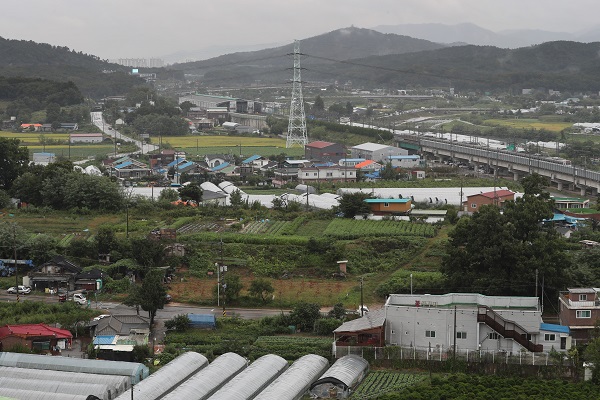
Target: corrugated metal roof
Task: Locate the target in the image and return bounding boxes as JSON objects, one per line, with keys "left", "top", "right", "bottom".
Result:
{"left": 114, "top": 161, "right": 133, "bottom": 169}
{"left": 310, "top": 355, "right": 369, "bottom": 394}
{"left": 306, "top": 141, "right": 335, "bottom": 149}
{"left": 211, "top": 162, "right": 230, "bottom": 172}
{"left": 93, "top": 335, "right": 116, "bottom": 345}
{"left": 334, "top": 309, "right": 385, "bottom": 333}
{"left": 242, "top": 154, "right": 262, "bottom": 164}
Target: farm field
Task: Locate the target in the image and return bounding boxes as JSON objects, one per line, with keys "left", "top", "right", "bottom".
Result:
{"left": 323, "top": 219, "right": 437, "bottom": 238}
{"left": 0, "top": 132, "right": 70, "bottom": 142}
{"left": 155, "top": 135, "right": 304, "bottom": 158}
{"left": 351, "top": 371, "right": 426, "bottom": 399}
{"left": 483, "top": 118, "right": 572, "bottom": 132}
{"left": 26, "top": 144, "right": 119, "bottom": 159}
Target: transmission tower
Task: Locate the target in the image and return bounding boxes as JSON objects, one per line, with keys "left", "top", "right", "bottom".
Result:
{"left": 286, "top": 40, "right": 307, "bottom": 148}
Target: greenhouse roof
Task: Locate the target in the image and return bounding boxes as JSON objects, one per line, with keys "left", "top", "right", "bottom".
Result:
{"left": 254, "top": 354, "right": 329, "bottom": 400}
{"left": 208, "top": 354, "right": 288, "bottom": 400}
{"left": 0, "top": 352, "right": 149, "bottom": 383}
{"left": 115, "top": 352, "right": 208, "bottom": 400}
{"left": 310, "top": 355, "right": 369, "bottom": 391}
{"left": 162, "top": 352, "right": 247, "bottom": 400}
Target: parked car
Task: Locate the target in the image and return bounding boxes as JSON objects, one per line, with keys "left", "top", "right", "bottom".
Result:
{"left": 165, "top": 294, "right": 172, "bottom": 303}
{"left": 6, "top": 285, "right": 31, "bottom": 295}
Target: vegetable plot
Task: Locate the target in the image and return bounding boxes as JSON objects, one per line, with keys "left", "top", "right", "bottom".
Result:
{"left": 351, "top": 371, "right": 425, "bottom": 399}
{"left": 324, "top": 219, "right": 436, "bottom": 238}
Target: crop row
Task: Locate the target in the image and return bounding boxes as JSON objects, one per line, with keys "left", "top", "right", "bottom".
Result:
{"left": 351, "top": 372, "right": 425, "bottom": 399}
{"left": 323, "top": 219, "right": 436, "bottom": 238}
{"left": 249, "top": 336, "right": 332, "bottom": 360}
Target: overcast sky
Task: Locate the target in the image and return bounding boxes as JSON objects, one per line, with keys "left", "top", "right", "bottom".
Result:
{"left": 2, "top": 0, "right": 598, "bottom": 60}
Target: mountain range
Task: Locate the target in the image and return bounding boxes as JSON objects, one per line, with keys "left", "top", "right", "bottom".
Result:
{"left": 371, "top": 22, "right": 600, "bottom": 49}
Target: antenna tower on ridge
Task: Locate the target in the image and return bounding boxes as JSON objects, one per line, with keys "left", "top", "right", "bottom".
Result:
{"left": 286, "top": 40, "right": 307, "bottom": 148}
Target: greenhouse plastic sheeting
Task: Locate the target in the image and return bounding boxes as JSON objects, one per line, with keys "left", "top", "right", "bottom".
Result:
{"left": 0, "top": 388, "right": 89, "bottom": 400}
{"left": 207, "top": 354, "right": 288, "bottom": 400}
{"left": 0, "top": 377, "right": 110, "bottom": 400}
{"left": 114, "top": 351, "right": 208, "bottom": 400}
{"left": 0, "top": 366, "right": 129, "bottom": 397}
{"left": 309, "top": 354, "right": 369, "bottom": 398}
{"left": 0, "top": 352, "right": 149, "bottom": 383}
{"left": 162, "top": 352, "right": 247, "bottom": 400}
{"left": 254, "top": 354, "right": 329, "bottom": 400}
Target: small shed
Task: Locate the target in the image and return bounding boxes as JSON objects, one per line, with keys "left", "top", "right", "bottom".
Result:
{"left": 188, "top": 314, "right": 216, "bottom": 329}
{"left": 333, "top": 309, "right": 385, "bottom": 351}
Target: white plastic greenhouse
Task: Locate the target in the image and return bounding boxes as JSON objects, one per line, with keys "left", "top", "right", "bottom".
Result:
{"left": 0, "top": 388, "right": 91, "bottom": 400}
{"left": 0, "top": 352, "right": 149, "bottom": 383}
{"left": 0, "top": 377, "right": 110, "bottom": 400}
{"left": 0, "top": 366, "right": 129, "bottom": 396}
{"left": 114, "top": 351, "right": 208, "bottom": 400}
{"left": 207, "top": 354, "right": 288, "bottom": 400}
{"left": 254, "top": 354, "right": 329, "bottom": 400}
{"left": 309, "top": 355, "right": 369, "bottom": 399}
{"left": 162, "top": 352, "right": 247, "bottom": 400}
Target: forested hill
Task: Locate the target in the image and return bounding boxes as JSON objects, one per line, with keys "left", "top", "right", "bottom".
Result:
{"left": 0, "top": 37, "right": 143, "bottom": 98}
{"left": 302, "top": 40, "right": 600, "bottom": 92}
{"left": 168, "top": 27, "right": 446, "bottom": 84}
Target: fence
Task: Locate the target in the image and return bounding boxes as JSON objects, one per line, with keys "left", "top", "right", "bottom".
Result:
{"left": 334, "top": 345, "right": 573, "bottom": 367}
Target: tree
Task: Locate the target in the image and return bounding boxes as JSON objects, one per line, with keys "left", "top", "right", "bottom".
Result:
{"left": 46, "top": 102, "right": 61, "bottom": 123}
{"left": 130, "top": 237, "right": 164, "bottom": 269}
{"left": 337, "top": 192, "right": 372, "bottom": 218}
{"left": 248, "top": 278, "right": 274, "bottom": 303}
{"left": 328, "top": 302, "right": 347, "bottom": 320}
{"left": 178, "top": 184, "right": 202, "bottom": 204}
{"left": 123, "top": 269, "right": 167, "bottom": 327}
{"left": 380, "top": 161, "right": 397, "bottom": 180}
{"left": 223, "top": 274, "right": 243, "bottom": 303}
{"left": 229, "top": 189, "right": 244, "bottom": 209}
{"left": 0, "top": 138, "right": 29, "bottom": 190}
{"left": 313, "top": 95, "right": 324, "bottom": 112}
{"left": 158, "top": 188, "right": 179, "bottom": 202}
{"left": 441, "top": 175, "right": 569, "bottom": 296}
{"left": 164, "top": 314, "right": 190, "bottom": 332}
{"left": 290, "top": 301, "right": 321, "bottom": 332}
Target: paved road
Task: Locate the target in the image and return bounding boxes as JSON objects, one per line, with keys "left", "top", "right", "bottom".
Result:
{"left": 90, "top": 111, "right": 158, "bottom": 155}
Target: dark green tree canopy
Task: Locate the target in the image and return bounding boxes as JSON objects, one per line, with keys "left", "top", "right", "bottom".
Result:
{"left": 337, "top": 192, "right": 373, "bottom": 218}
{"left": 178, "top": 184, "right": 203, "bottom": 204}
{"left": 441, "top": 174, "right": 569, "bottom": 296}
{"left": 0, "top": 138, "right": 29, "bottom": 190}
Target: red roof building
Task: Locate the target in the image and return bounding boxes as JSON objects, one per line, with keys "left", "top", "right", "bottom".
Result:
{"left": 463, "top": 189, "right": 515, "bottom": 213}
{"left": 304, "top": 141, "right": 346, "bottom": 163}
{"left": 0, "top": 323, "right": 72, "bottom": 354}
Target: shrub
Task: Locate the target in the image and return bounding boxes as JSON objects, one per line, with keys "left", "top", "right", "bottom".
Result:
{"left": 164, "top": 314, "right": 191, "bottom": 332}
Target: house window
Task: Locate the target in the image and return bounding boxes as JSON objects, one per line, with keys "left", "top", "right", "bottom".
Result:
{"left": 314, "top": 173, "right": 317, "bottom": 176}
{"left": 425, "top": 330, "right": 436, "bottom": 338}
{"left": 456, "top": 331, "right": 467, "bottom": 339}
{"left": 305, "top": 173, "right": 309, "bottom": 177}
{"left": 342, "top": 172, "right": 345, "bottom": 176}
{"left": 544, "top": 333, "right": 556, "bottom": 341}
{"left": 326, "top": 172, "right": 333, "bottom": 177}
{"left": 489, "top": 332, "right": 500, "bottom": 340}
{"left": 471, "top": 203, "right": 478, "bottom": 209}
{"left": 576, "top": 310, "right": 591, "bottom": 318}
{"left": 579, "top": 294, "right": 588, "bottom": 301}
{"left": 521, "top": 333, "right": 532, "bottom": 341}
{"left": 384, "top": 202, "right": 390, "bottom": 207}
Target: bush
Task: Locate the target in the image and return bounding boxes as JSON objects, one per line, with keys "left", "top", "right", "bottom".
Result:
{"left": 164, "top": 314, "right": 191, "bottom": 332}
{"left": 314, "top": 318, "right": 343, "bottom": 335}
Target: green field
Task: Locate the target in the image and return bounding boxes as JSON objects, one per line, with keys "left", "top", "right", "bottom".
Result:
{"left": 323, "top": 219, "right": 437, "bottom": 238}
{"left": 352, "top": 372, "right": 425, "bottom": 399}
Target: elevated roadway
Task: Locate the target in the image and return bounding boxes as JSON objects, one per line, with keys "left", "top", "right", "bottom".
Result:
{"left": 398, "top": 134, "right": 600, "bottom": 195}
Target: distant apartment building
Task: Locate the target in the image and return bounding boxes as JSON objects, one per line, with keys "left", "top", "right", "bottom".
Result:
{"left": 350, "top": 142, "right": 407, "bottom": 162}
{"left": 113, "top": 58, "right": 165, "bottom": 68}
{"left": 305, "top": 141, "right": 346, "bottom": 163}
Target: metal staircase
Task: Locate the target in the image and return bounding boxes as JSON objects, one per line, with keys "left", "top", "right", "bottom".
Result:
{"left": 477, "top": 306, "right": 543, "bottom": 352}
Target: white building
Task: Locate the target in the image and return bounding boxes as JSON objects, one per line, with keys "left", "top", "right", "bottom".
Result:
{"left": 32, "top": 152, "right": 55, "bottom": 165}
{"left": 70, "top": 133, "right": 103, "bottom": 144}
{"left": 298, "top": 165, "right": 357, "bottom": 184}
{"left": 387, "top": 155, "right": 423, "bottom": 169}
{"left": 350, "top": 142, "right": 407, "bottom": 162}
{"left": 384, "top": 293, "right": 570, "bottom": 354}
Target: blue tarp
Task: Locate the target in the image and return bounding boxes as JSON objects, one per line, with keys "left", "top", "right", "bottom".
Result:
{"left": 114, "top": 161, "right": 133, "bottom": 169}
{"left": 93, "top": 335, "right": 116, "bottom": 345}
{"left": 540, "top": 323, "right": 570, "bottom": 334}
{"left": 211, "top": 162, "right": 230, "bottom": 172}
{"left": 188, "top": 314, "right": 216, "bottom": 328}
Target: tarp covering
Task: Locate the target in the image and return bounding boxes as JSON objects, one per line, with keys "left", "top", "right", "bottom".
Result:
{"left": 309, "top": 355, "right": 369, "bottom": 398}
{"left": 0, "top": 377, "right": 110, "bottom": 400}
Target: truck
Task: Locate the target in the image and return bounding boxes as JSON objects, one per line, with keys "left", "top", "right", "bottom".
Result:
{"left": 59, "top": 292, "right": 87, "bottom": 305}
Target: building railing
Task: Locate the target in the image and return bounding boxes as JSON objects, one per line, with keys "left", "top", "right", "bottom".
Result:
{"left": 559, "top": 293, "right": 600, "bottom": 308}
{"left": 333, "top": 345, "right": 573, "bottom": 366}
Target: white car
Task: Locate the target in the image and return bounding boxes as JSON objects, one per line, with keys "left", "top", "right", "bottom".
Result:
{"left": 93, "top": 314, "right": 111, "bottom": 321}
{"left": 357, "top": 305, "right": 370, "bottom": 314}
{"left": 6, "top": 286, "right": 31, "bottom": 295}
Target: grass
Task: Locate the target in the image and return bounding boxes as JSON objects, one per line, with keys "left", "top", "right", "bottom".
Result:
{"left": 160, "top": 135, "right": 288, "bottom": 148}
{"left": 0, "top": 132, "right": 70, "bottom": 142}
{"left": 483, "top": 118, "right": 572, "bottom": 132}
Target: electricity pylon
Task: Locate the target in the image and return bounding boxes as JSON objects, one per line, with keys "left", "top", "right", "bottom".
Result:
{"left": 286, "top": 40, "right": 307, "bottom": 148}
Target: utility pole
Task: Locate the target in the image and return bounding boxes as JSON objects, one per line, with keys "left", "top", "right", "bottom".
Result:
{"left": 13, "top": 224, "right": 19, "bottom": 303}
{"left": 360, "top": 276, "right": 364, "bottom": 317}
